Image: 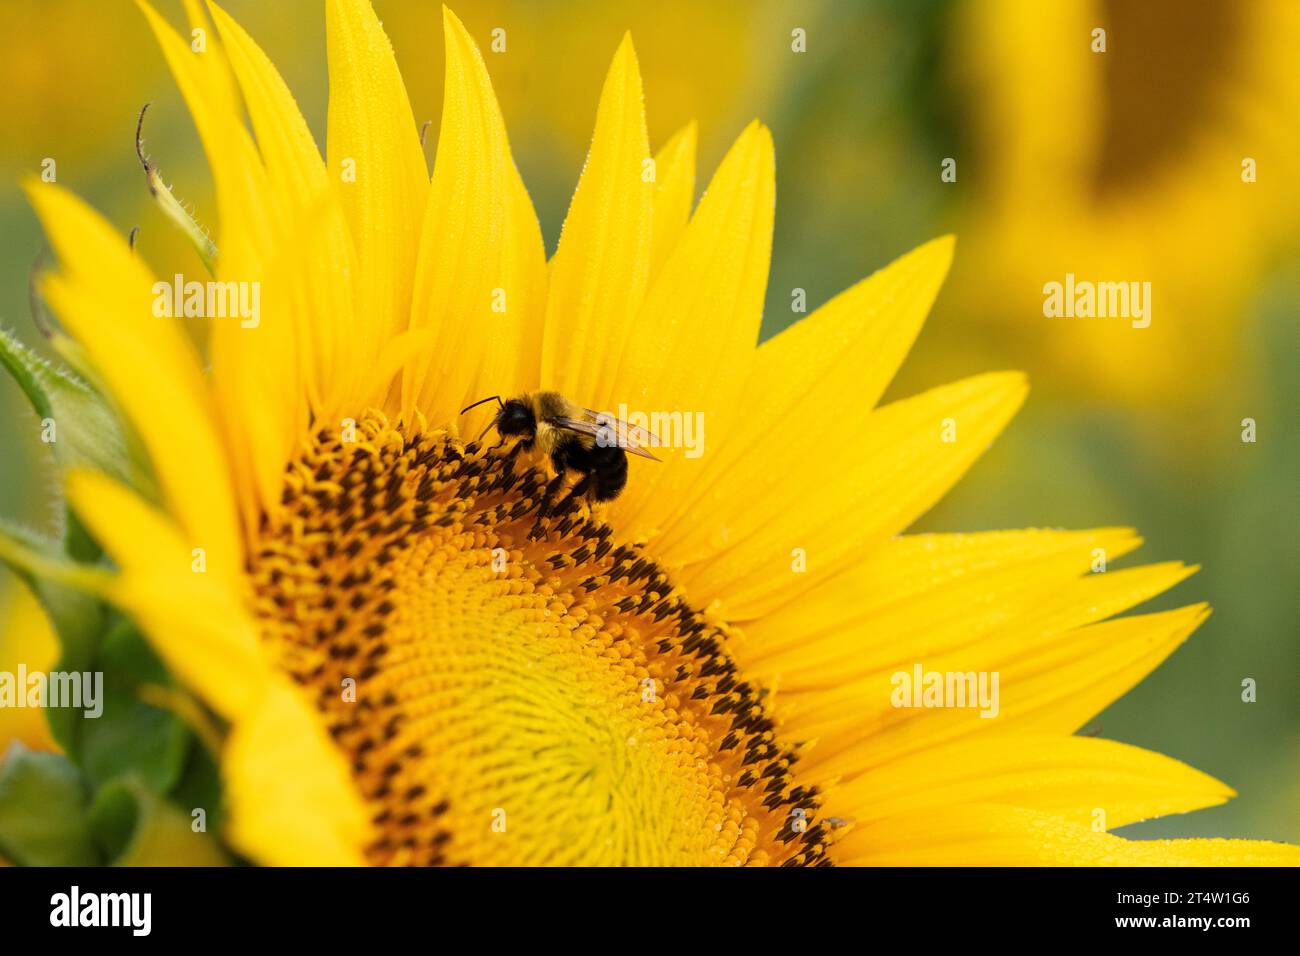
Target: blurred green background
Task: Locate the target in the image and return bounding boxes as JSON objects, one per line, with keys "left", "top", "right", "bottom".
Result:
{"left": 0, "top": 0, "right": 1296, "bottom": 843}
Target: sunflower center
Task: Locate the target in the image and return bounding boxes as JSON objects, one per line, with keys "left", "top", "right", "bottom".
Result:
{"left": 1094, "top": 0, "right": 1240, "bottom": 197}
{"left": 247, "top": 412, "right": 829, "bottom": 866}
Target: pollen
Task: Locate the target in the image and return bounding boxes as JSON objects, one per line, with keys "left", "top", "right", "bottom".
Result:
{"left": 247, "top": 413, "right": 831, "bottom": 866}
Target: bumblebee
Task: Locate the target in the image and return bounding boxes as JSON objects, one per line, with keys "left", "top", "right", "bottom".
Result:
{"left": 461, "top": 391, "right": 659, "bottom": 502}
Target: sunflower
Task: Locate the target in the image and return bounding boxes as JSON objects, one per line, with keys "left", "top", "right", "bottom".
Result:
{"left": 2, "top": 0, "right": 1297, "bottom": 867}
{"left": 945, "top": 0, "right": 1300, "bottom": 408}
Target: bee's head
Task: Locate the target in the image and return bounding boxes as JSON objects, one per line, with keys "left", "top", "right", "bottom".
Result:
{"left": 495, "top": 398, "right": 535, "bottom": 436}
{"left": 461, "top": 394, "right": 536, "bottom": 443}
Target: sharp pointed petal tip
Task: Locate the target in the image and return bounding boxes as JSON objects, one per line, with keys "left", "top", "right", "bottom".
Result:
{"left": 590, "top": 33, "right": 643, "bottom": 117}
{"left": 137, "top": 0, "right": 181, "bottom": 45}
{"left": 989, "top": 369, "right": 1030, "bottom": 398}
{"left": 206, "top": 1, "right": 239, "bottom": 32}
{"left": 1181, "top": 602, "right": 1213, "bottom": 628}
{"left": 21, "top": 178, "right": 73, "bottom": 223}
{"left": 729, "top": 121, "right": 774, "bottom": 165}
{"left": 1095, "top": 533, "right": 1145, "bottom": 561}
{"left": 607, "top": 31, "right": 639, "bottom": 70}
{"left": 984, "top": 370, "right": 1031, "bottom": 411}
{"left": 908, "top": 234, "right": 956, "bottom": 272}
{"left": 441, "top": 6, "right": 479, "bottom": 59}
{"left": 205, "top": 4, "right": 241, "bottom": 43}
{"left": 1189, "top": 765, "right": 1239, "bottom": 801}
{"left": 662, "top": 119, "right": 699, "bottom": 153}
{"left": 442, "top": 4, "right": 465, "bottom": 32}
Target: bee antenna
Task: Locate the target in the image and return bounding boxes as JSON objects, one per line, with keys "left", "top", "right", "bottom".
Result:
{"left": 460, "top": 395, "right": 504, "bottom": 415}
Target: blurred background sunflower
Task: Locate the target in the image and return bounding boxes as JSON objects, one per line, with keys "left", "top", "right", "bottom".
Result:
{"left": 1, "top": 0, "right": 1297, "bottom": 848}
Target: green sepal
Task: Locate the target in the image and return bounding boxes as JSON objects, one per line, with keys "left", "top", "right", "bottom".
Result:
{"left": 63, "top": 503, "right": 100, "bottom": 564}
{"left": 89, "top": 777, "right": 229, "bottom": 866}
{"left": 137, "top": 103, "right": 218, "bottom": 275}
{"left": 169, "top": 738, "right": 226, "bottom": 840}
{"left": 77, "top": 617, "right": 192, "bottom": 795}
{"left": 0, "top": 742, "right": 99, "bottom": 865}
{"left": 143, "top": 165, "right": 219, "bottom": 275}
{"left": 0, "top": 327, "right": 133, "bottom": 485}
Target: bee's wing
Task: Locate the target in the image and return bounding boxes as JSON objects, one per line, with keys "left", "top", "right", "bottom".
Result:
{"left": 582, "top": 409, "right": 664, "bottom": 455}
{"left": 554, "top": 415, "right": 661, "bottom": 461}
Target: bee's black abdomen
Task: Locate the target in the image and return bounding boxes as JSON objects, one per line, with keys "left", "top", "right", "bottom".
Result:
{"left": 553, "top": 438, "right": 627, "bottom": 501}
{"left": 589, "top": 443, "right": 627, "bottom": 501}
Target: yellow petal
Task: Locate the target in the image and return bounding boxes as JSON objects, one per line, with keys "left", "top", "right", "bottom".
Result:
{"left": 833, "top": 804, "right": 1300, "bottom": 866}
{"left": 139, "top": 0, "right": 309, "bottom": 529}
{"left": 742, "top": 527, "right": 1142, "bottom": 663}
{"left": 27, "top": 183, "right": 243, "bottom": 581}
{"left": 1135, "top": 838, "right": 1300, "bottom": 866}
{"left": 675, "top": 371, "right": 1029, "bottom": 619}
{"left": 206, "top": 1, "right": 325, "bottom": 210}
{"left": 827, "top": 734, "right": 1233, "bottom": 831}
{"left": 326, "top": 0, "right": 428, "bottom": 352}
{"left": 217, "top": 188, "right": 376, "bottom": 528}
{"left": 608, "top": 121, "right": 775, "bottom": 532}
{"left": 403, "top": 6, "right": 546, "bottom": 429}
{"left": 747, "top": 560, "right": 1196, "bottom": 692}
{"left": 541, "top": 33, "right": 653, "bottom": 404}
{"left": 136, "top": 0, "right": 276, "bottom": 278}
{"left": 498, "top": 171, "right": 551, "bottom": 397}
{"left": 224, "top": 681, "right": 371, "bottom": 866}
{"left": 64, "top": 470, "right": 266, "bottom": 721}
{"left": 181, "top": 0, "right": 241, "bottom": 122}
{"left": 796, "top": 604, "right": 1209, "bottom": 775}
{"left": 994, "top": 603, "right": 1212, "bottom": 733}
{"left": 646, "top": 236, "right": 955, "bottom": 561}
{"left": 0, "top": 581, "right": 61, "bottom": 754}
{"left": 649, "top": 121, "right": 698, "bottom": 279}
{"left": 207, "top": 1, "right": 362, "bottom": 419}
{"left": 749, "top": 236, "right": 954, "bottom": 433}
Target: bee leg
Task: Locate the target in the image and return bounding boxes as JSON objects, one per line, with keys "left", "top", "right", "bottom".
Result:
{"left": 553, "top": 473, "right": 594, "bottom": 519}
